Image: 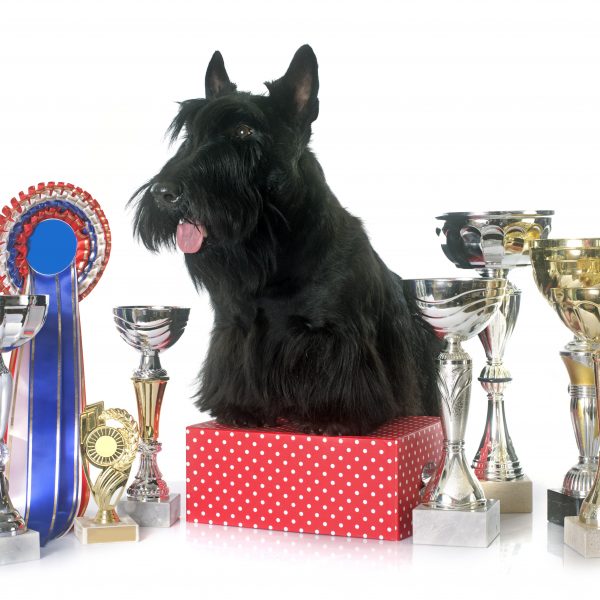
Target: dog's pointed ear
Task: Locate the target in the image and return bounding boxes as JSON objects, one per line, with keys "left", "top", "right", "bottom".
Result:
{"left": 205, "top": 51, "right": 237, "bottom": 99}
{"left": 265, "top": 45, "right": 319, "bottom": 123}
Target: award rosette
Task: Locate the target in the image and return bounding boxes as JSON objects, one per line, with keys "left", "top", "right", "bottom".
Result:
{"left": 1, "top": 182, "right": 111, "bottom": 545}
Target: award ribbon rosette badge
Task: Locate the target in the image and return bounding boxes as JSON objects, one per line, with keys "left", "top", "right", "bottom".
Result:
{"left": 1, "top": 182, "right": 111, "bottom": 546}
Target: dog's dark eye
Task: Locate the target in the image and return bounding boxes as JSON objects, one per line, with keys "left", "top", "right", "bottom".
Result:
{"left": 231, "top": 124, "right": 254, "bottom": 140}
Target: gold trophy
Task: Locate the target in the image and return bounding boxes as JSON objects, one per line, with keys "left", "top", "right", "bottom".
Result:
{"left": 74, "top": 402, "right": 140, "bottom": 544}
{"left": 550, "top": 288, "right": 600, "bottom": 557}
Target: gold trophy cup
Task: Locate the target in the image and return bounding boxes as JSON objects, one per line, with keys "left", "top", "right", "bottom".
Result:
{"left": 74, "top": 402, "right": 139, "bottom": 544}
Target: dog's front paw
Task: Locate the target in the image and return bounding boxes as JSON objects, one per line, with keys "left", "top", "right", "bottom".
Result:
{"left": 294, "top": 421, "right": 367, "bottom": 437}
{"left": 215, "top": 407, "right": 275, "bottom": 430}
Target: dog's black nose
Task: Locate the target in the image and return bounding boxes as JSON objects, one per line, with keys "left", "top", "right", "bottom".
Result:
{"left": 150, "top": 181, "right": 181, "bottom": 205}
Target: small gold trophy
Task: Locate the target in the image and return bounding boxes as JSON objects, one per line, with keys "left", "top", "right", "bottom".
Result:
{"left": 74, "top": 402, "right": 140, "bottom": 544}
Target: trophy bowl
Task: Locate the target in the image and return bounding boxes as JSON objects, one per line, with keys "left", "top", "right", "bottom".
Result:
{"left": 550, "top": 288, "right": 600, "bottom": 344}
{"left": 0, "top": 295, "right": 48, "bottom": 352}
{"left": 406, "top": 278, "right": 507, "bottom": 339}
{"left": 531, "top": 249, "right": 600, "bottom": 302}
{"left": 0, "top": 294, "right": 48, "bottom": 538}
{"left": 113, "top": 306, "right": 190, "bottom": 353}
{"left": 436, "top": 210, "right": 553, "bottom": 270}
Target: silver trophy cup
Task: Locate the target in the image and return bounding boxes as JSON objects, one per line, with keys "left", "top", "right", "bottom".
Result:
{"left": 0, "top": 295, "right": 48, "bottom": 565}
{"left": 436, "top": 210, "right": 553, "bottom": 512}
{"left": 114, "top": 305, "right": 190, "bottom": 527}
{"left": 405, "top": 278, "right": 506, "bottom": 547}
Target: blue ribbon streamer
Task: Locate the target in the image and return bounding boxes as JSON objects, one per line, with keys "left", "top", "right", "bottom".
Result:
{"left": 26, "top": 264, "right": 81, "bottom": 545}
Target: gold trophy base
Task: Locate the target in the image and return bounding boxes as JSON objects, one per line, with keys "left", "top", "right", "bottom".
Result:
{"left": 480, "top": 476, "right": 533, "bottom": 513}
{"left": 564, "top": 516, "right": 600, "bottom": 558}
{"left": 74, "top": 515, "right": 139, "bottom": 544}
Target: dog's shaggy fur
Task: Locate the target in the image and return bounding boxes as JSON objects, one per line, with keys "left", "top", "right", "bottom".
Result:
{"left": 132, "top": 45, "right": 439, "bottom": 434}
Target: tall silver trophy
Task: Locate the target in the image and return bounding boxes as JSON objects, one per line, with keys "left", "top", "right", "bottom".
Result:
{"left": 531, "top": 239, "right": 600, "bottom": 526}
{"left": 0, "top": 295, "right": 48, "bottom": 565}
{"left": 436, "top": 211, "right": 553, "bottom": 513}
{"left": 114, "top": 306, "right": 190, "bottom": 527}
{"left": 406, "top": 278, "right": 506, "bottom": 547}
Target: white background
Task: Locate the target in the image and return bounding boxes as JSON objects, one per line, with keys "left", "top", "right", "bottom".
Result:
{"left": 2, "top": 0, "right": 600, "bottom": 596}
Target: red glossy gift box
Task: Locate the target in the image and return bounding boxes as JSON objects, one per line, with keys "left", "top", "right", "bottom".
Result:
{"left": 186, "top": 416, "right": 442, "bottom": 541}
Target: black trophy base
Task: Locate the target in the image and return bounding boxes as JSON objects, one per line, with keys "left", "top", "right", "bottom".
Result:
{"left": 547, "top": 488, "right": 586, "bottom": 526}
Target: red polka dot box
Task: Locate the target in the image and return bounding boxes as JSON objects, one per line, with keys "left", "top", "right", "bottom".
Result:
{"left": 186, "top": 416, "right": 443, "bottom": 541}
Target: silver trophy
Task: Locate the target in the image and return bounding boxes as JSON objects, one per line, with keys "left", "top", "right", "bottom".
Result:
{"left": 0, "top": 295, "right": 48, "bottom": 565}
{"left": 436, "top": 211, "right": 553, "bottom": 513}
{"left": 114, "top": 306, "right": 190, "bottom": 527}
{"left": 531, "top": 239, "right": 600, "bottom": 525}
{"left": 405, "top": 278, "right": 506, "bottom": 547}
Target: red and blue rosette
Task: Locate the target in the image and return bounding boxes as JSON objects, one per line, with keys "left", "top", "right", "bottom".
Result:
{"left": 2, "top": 182, "right": 110, "bottom": 545}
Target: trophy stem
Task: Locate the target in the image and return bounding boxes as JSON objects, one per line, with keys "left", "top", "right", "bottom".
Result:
{"left": 560, "top": 349, "right": 600, "bottom": 497}
{"left": 424, "top": 337, "right": 486, "bottom": 510}
{"left": 127, "top": 378, "right": 169, "bottom": 500}
{"left": 579, "top": 352, "right": 600, "bottom": 527}
{"left": 94, "top": 508, "right": 120, "bottom": 525}
{"left": 472, "top": 280, "right": 523, "bottom": 481}
{"left": 0, "top": 358, "right": 27, "bottom": 537}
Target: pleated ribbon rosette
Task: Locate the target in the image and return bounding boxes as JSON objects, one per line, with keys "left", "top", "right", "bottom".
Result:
{"left": 1, "top": 182, "right": 111, "bottom": 545}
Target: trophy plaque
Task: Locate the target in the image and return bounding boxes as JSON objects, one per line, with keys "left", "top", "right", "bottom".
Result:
{"left": 436, "top": 211, "right": 553, "bottom": 513}
{"left": 114, "top": 306, "right": 190, "bottom": 527}
{"left": 74, "top": 402, "right": 139, "bottom": 544}
{"left": 0, "top": 295, "right": 47, "bottom": 565}
{"left": 547, "top": 288, "right": 600, "bottom": 557}
{"left": 531, "top": 239, "right": 600, "bottom": 525}
{"left": 404, "top": 277, "right": 506, "bottom": 547}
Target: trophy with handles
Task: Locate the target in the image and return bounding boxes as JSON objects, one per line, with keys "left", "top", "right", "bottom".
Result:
{"left": 436, "top": 211, "right": 553, "bottom": 513}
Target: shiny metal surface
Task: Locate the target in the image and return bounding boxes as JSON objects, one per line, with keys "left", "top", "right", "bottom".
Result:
{"left": 405, "top": 278, "right": 505, "bottom": 509}
{"left": 472, "top": 283, "right": 523, "bottom": 480}
{"left": 580, "top": 354, "right": 600, "bottom": 527}
{"left": 114, "top": 305, "right": 190, "bottom": 379}
{"left": 549, "top": 287, "right": 600, "bottom": 527}
{"left": 436, "top": 211, "right": 554, "bottom": 485}
{"left": 0, "top": 295, "right": 48, "bottom": 537}
{"left": 114, "top": 305, "right": 190, "bottom": 503}
{"left": 531, "top": 250, "right": 600, "bottom": 304}
{"left": 436, "top": 211, "right": 553, "bottom": 270}
{"left": 531, "top": 245, "right": 600, "bottom": 501}
{"left": 79, "top": 402, "right": 139, "bottom": 526}
{"left": 551, "top": 288, "right": 600, "bottom": 343}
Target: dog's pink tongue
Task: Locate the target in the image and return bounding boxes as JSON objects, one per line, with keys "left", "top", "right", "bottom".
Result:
{"left": 176, "top": 222, "right": 206, "bottom": 254}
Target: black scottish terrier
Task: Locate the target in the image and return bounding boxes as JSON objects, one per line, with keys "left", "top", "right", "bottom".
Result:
{"left": 133, "top": 45, "right": 439, "bottom": 435}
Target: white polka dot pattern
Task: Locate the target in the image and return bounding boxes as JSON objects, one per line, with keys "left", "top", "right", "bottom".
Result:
{"left": 185, "top": 416, "right": 442, "bottom": 541}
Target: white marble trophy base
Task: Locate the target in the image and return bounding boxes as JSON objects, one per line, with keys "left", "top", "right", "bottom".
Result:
{"left": 480, "top": 476, "right": 532, "bottom": 513}
{"left": 74, "top": 516, "right": 139, "bottom": 544}
{"left": 0, "top": 529, "right": 40, "bottom": 565}
{"left": 412, "top": 499, "right": 500, "bottom": 547}
{"left": 117, "top": 493, "right": 180, "bottom": 527}
{"left": 564, "top": 516, "right": 600, "bottom": 558}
